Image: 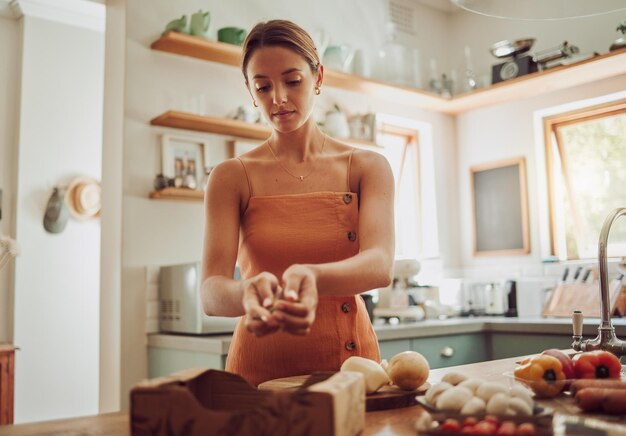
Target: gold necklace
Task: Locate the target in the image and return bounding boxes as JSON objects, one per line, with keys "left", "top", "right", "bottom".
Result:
{"left": 267, "top": 134, "right": 327, "bottom": 181}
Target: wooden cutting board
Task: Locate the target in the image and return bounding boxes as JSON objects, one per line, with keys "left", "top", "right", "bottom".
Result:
{"left": 258, "top": 371, "right": 430, "bottom": 412}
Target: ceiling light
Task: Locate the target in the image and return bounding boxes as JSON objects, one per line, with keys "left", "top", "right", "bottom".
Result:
{"left": 451, "top": 0, "right": 626, "bottom": 21}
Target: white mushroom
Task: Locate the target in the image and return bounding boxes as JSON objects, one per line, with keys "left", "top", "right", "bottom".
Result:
{"left": 508, "top": 396, "right": 533, "bottom": 416}
{"left": 441, "top": 371, "right": 468, "bottom": 386}
{"left": 510, "top": 385, "right": 534, "bottom": 409}
{"left": 435, "top": 386, "right": 473, "bottom": 412}
{"left": 425, "top": 381, "right": 453, "bottom": 405}
{"left": 460, "top": 396, "right": 486, "bottom": 415}
{"left": 485, "top": 392, "right": 509, "bottom": 415}
{"left": 457, "top": 378, "right": 485, "bottom": 394}
{"left": 475, "top": 381, "right": 508, "bottom": 402}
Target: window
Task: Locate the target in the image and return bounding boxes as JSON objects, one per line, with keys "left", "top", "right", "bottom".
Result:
{"left": 375, "top": 129, "right": 421, "bottom": 259}
{"left": 544, "top": 100, "right": 626, "bottom": 260}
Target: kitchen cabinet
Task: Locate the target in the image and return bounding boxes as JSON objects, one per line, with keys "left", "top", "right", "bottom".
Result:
{"left": 148, "top": 347, "right": 226, "bottom": 379}
{"left": 151, "top": 32, "right": 626, "bottom": 115}
{"left": 379, "top": 333, "right": 488, "bottom": 368}
{"left": 378, "top": 339, "right": 412, "bottom": 361}
{"left": 488, "top": 332, "right": 573, "bottom": 360}
{"left": 412, "top": 333, "right": 488, "bottom": 368}
{"left": 0, "top": 345, "right": 15, "bottom": 425}
{"left": 147, "top": 319, "right": 619, "bottom": 379}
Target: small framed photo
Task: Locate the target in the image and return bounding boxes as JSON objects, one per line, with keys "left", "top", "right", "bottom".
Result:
{"left": 161, "top": 134, "right": 206, "bottom": 185}
{"left": 228, "top": 139, "right": 259, "bottom": 158}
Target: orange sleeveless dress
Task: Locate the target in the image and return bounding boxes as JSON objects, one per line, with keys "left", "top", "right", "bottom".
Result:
{"left": 225, "top": 151, "right": 381, "bottom": 387}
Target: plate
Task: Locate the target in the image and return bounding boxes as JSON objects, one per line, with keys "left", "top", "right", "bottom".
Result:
{"left": 415, "top": 396, "right": 554, "bottom": 423}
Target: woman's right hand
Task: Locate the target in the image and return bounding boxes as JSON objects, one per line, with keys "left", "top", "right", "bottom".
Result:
{"left": 242, "top": 272, "right": 281, "bottom": 337}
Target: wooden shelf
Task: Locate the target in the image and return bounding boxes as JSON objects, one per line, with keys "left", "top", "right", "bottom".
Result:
{"left": 150, "top": 110, "right": 381, "bottom": 149}
{"left": 150, "top": 32, "right": 448, "bottom": 112}
{"left": 151, "top": 111, "right": 271, "bottom": 140}
{"left": 151, "top": 31, "right": 242, "bottom": 67}
{"left": 149, "top": 187, "right": 204, "bottom": 202}
{"left": 151, "top": 32, "right": 626, "bottom": 115}
{"left": 447, "top": 48, "right": 626, "bottom": 114}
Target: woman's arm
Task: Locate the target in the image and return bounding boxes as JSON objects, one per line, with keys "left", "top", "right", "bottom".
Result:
{"left": 200, "top": 159, "right": 249, "bottom": 317}
{"left": 300, "top": 150, "right": 395, "bottom": 296}
{"left": 200, "top": 158, "right": 284, "bottom": 338}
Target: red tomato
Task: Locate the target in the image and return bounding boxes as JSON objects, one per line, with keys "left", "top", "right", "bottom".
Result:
{"left": 473, "top": 421, "right": 497, "bottom": 434}
{"left": 517, "top": 422, "right": 537, "bottom": 435}
{"left": 573, "top": 350, "right": 622, "bottom": 379}
{"left": 441, "top": 418, "right": 462, "bottom": 433}
{"left": 496, "top": 421, "right": 516, "bottom": 435}
{"left": 483, "top": 415, "right": 500, "bottom": 426}
{"left": 463, "top": 417, "right": 478, "bottom": 427}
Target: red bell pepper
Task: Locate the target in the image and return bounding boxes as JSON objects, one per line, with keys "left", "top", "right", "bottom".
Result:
{"left": 573, "top": 350, "right": 622, "bottom": 379}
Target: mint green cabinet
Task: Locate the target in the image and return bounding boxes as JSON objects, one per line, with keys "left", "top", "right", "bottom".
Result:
{"left": 378, "top": 339, "right": 412, "bottom": 361}
{"left": 412, "top": 333, "right": 487, "bottom": 368}
{"left": 148, "top": 347, "right": 226, "bottom": 379}
{"left": 488, "top": 333, "right": 572, "bottom": 360}
{"left": 378, "top": 333, "right": 488, "bottom": 369}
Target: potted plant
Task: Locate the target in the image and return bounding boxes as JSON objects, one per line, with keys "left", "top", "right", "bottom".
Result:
{"left": 609, "top": 20, "right": 626, "bottom": 51}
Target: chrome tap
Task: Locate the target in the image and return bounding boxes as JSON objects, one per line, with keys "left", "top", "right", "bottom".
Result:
{"left": 572, "top": 207, "right": 626, "bottom": 358}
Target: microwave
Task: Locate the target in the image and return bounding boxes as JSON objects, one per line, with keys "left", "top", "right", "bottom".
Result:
{"left": 159, "top": 262, "right": 240, "bottom": 334}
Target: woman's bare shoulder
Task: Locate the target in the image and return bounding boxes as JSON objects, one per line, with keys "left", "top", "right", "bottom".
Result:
{"left": 206, "top": 158, "right": 248, "bottom": 195}
{"left": 350, "top": 147, "right": 391, "bottom": 173}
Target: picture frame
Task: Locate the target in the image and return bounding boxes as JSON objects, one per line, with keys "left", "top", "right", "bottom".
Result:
{"left": 161, "top": 134, "right": 207, "bottom": 188}
{"left": 470, "top": 156, "right": 530, "bottom": 256}
{"left": 228, "top": 139, "right": 260, "bottom": 158}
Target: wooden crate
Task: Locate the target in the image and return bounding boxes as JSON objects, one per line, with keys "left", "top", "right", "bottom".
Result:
{"left": 130, "top": 368, "right": 364, "bottom": 436}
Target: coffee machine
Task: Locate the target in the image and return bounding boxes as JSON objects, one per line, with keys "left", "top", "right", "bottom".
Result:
{"left": 374, "top": 259, "right": 426, "bottom": 322}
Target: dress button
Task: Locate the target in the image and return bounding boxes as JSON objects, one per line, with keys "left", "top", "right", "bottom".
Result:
{"left": 343, "top": 193, "right": 353, "bottom": 204}
{"left": 341, "top": 303, "right": 350, "bottom": 313}
{"left": 345, "top": 340, "right": 356, "bottom": 351}
{"left": 347, "top": 231, "right": 357, "bottom": 241}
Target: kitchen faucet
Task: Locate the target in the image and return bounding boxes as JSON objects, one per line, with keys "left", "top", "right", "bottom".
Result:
{"left": 572, "top": 207, "right": 626, "bottom": 359}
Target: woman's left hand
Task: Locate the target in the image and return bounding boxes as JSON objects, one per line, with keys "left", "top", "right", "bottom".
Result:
{"left": 273, "top": 264, "right": 318, "bottom": 335}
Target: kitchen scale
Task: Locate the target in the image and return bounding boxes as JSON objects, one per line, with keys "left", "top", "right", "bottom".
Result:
{"left": 490, "top": 38, "right": 538, "bottom": 84}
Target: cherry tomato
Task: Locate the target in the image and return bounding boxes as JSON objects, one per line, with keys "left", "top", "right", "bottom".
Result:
{"left": 440, "top": 418, "right": 461, "bottom": 433}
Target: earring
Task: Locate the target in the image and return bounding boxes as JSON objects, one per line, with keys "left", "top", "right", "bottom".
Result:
{"left": 314, "top": 87, "right": 321, "bottom": 95}
{"left": 252, "top": 100, "right": 258, "bottom": 107}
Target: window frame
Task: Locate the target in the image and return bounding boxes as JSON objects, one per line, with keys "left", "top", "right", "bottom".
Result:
{"left": 543, "top": 98, "right": 626, "bottom": 259}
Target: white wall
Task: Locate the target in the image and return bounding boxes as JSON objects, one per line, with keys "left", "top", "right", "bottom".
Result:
{"left": 456, "top": 74, "right": 626, "bottom": 279}
{"left": 0, "top": 15, "right": 20, "bottom": 344}
{"left": 12, "top": 13, "right": 104, "bottom": 423}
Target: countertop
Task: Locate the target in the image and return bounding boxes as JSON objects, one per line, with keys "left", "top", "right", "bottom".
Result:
{"left": 3, "top": 354, "right": 625, "bottom": 435}
{"left": 148, "top": 316, "right": 626, "bottom": 355}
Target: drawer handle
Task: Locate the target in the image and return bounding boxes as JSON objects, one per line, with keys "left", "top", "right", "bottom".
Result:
{"left": 440, "top": 346, "right": 454, "bottom": 358}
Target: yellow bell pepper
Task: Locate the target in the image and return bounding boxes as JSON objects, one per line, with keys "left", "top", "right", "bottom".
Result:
{"left": 514, "top": 354, "right": 566, "bottom": 397}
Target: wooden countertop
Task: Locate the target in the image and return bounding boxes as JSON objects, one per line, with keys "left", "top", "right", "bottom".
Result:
{"left": 2, "top": 355, "right": 625, "bottom": 435}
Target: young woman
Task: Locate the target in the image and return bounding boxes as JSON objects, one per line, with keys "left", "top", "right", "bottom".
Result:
{"left": 201, "top": 19, "right": 395, "bottom": 386}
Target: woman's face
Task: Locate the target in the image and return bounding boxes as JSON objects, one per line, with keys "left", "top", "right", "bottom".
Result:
{"left": 246, "top": 46, "right": 321, "bottom": 133}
